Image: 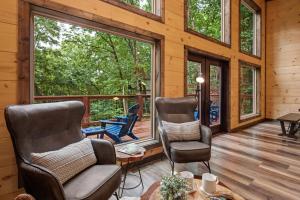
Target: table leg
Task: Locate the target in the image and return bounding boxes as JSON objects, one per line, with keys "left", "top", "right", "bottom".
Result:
{"left": 279, "top": 121, "right": 286, "bottom": 136}
{"left": 118, "top": 162, "right": 144, "bottom": 197}
{"left": 137, "top": 165, "right": 144, "bottom": 189}
{"left": 119, "top": 162, "right": 129, "bottom": 198}
{"left": 288, "top": 122, "right": 297, "bottom": 138}
{"left": 100, "top": 133, "right": 104, "bottom": 139}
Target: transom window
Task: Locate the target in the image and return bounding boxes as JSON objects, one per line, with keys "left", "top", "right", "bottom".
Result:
{"left": 186, "top": 0, "right": 231, "bottom": 44}
{"left": 103, "top": 0, "right": 162, "bottom": 19}
{"left": 240, "top": 0, "right": 261, "bottom": 56}
{"left": 121, "top": 0, "right": 161, "bottom": 15}
{"left": 239, "top": 61, "right": 260, "bottom": 120}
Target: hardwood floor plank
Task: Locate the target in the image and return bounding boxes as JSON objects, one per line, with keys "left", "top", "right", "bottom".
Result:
{"left": 3, "top": 121, "right": 290, "bottom": 200}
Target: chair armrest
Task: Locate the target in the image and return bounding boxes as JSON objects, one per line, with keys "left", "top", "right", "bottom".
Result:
{"left": 158, "top": 124, "right": 171, "bottom": 161}
{"left": 200, "top": 125, "right": 212, "bottom": 146}
{"left": 99, "top": 120, "right": 127, "bottom": 126}
{"left": 91, "top": 139, "right": 116, "bottom": 164}
{"left": 20, "top": 162, "right": 65, "bottom": 200}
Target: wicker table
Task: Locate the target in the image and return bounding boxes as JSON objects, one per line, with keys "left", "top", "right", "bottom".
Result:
{"left": 141, "top": 178, "right": 245, "bottom": 200}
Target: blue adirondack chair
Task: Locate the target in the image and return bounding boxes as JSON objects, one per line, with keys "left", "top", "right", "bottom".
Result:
{"left": 194, "top": 105, "right": 220, "bottom": 125}
{"left": 99, "top": 104, "right": 140, "bottom": 143}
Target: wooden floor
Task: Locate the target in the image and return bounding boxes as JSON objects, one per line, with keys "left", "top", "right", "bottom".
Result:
{"left": 113, "top": 121, "right": 300, "bottom": 200}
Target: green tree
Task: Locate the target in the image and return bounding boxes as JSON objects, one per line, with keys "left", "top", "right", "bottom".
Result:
{"left": 240, "top": 3, "right": 254, "bottom": 54}
{"left": 121, "top": 0, "right": 152, "bottom": 12}
{"left": 188, "top": 0, "right": 222, "bottom": 41}
{"left": 34, "top": 16, "right": 152, "bottom": 119}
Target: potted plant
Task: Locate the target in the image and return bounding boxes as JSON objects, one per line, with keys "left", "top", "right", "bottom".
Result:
{"left": 160, "top": 175, "right": 188, "bottom": 200}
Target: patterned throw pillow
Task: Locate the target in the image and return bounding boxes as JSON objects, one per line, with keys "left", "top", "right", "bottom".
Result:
{"left": 31, "top": 138, "right": 97, "bottom": 184}
{"left": 162, "top": 120, "right": 201, "bottom": 142}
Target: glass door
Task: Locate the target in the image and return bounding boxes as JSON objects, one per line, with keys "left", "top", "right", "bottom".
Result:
{"left": 206, "top": 60, "right": 223, "bottom": 132}
{"left": 186, "top": 54, "right": 228, "bottom": 133}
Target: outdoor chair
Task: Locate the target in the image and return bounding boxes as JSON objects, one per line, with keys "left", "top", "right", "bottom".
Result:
{"left": 100, "top": 104, "right": 140, "bottom": 143}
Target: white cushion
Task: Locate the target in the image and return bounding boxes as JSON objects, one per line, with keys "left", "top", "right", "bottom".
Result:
{"left": 162, "top": 120, "right": 201, "bottom": 142}
{"left": 31, "top": 138, "right": 97, "bottom": 184}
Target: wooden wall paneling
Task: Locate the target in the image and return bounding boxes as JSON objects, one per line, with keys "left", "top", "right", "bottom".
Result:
{"left": 0, "top": 23, "right": 18, "bottom": 53}
{"left": 266, "top": 0, "right": 300, "bottom": 119}
{"left": 0, "top": 164, "right": 18, "bottom": 195}
{"left": 0, "top": 81, "right": 18, "bottom": 108}
{"left": 0, "top": 0, "right": 267, "bottom": 197}
{"left": 0, "top": 52, "right": 18, "bottom": 81}
{"left": 0, "top": 137, "right": 16, "bottom": 168}
{"left": 0, "top": 189, "right": 24, "bottom": 200}
{"left": 0, "top": 0, "right": 18, "bottom": 25}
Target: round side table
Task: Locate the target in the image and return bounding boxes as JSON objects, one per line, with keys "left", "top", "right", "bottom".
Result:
{"left": 116, "top": 147, "right": 146, "bottom": 197}
{"left": 141, "top": 177, "right": 245, "bottom": 200}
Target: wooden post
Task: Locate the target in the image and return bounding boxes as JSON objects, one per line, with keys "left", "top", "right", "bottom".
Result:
{"left": 136, "top": 95, "right": 144, "bottom": 121}
{"left": 82, "top": 96, "right": 90, "bottom": 124}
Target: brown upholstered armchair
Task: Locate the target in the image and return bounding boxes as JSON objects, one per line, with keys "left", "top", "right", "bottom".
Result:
{"left": 155, "top": 97, "right": 212, "bottom": 174}
{"left": 5, "top": 101, "right": 121, "bottom": 200}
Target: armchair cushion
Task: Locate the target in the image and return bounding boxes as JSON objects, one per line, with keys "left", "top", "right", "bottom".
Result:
{"left": 64, "top": 165, "right": 121, "bottom": 200}
{"left": 170, "top": 141, "right": 210, "bottom": 163}
{"left": 162, "top": 120, "right": 201, "bottom": 142}
{"left": 31, "top": 138, "right": 97, "bottom": 184}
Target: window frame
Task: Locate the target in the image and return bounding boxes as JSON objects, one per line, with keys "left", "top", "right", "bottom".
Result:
{"left": 184, "top": 0, "right": 231, "bottom": 47}
{"left": 101, "top": 0, "right": 165, "bottom": 23}
{"left": 19, "top": 1, "right": 164, "bottom": 146}
{"left": 238, "top": 60, "right": 261, "bottom": 122}
{"left": 239, "top": 0, "right": 261, "bottom": 58}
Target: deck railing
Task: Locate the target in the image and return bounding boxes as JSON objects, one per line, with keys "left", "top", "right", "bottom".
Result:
{"left": 34, "top": 94, "right": 150, "bottom": 127}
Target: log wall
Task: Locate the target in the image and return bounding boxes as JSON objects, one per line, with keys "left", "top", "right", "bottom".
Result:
{"left": 266, "top": 0, "right": 300, "bottom": 119}
{"left": 0, "top": 0, "right": 266, "bottom": 197}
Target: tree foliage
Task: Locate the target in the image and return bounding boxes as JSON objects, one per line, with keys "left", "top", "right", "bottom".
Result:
{"left": 240, "top": 64, "right": 255, "bottom": 115}
{"left": 188, "top": 0, "right": 222, "bottom": 41}
{"left": 240, "top": 3, "right": 254, "bottom": 54}
{"left": 34, "top": 16, "right": 152, "bottom": 119}
{"left": 121, "top": 0, "right": 152, "bottom": 12}
{"left": 34, "top": 0, "right": 256, "bottom": 120}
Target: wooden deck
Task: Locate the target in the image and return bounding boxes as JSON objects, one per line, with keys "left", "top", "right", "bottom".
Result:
{"left": 111, "top": 121, "right": 300, "bottom": 200}
{"left": 87, "top": 119, "right": 151, "bottom": 143}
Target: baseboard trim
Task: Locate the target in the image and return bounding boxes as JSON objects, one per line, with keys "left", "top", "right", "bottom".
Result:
{"left": 229, "top": 118, "right": 266, "bottom": 132}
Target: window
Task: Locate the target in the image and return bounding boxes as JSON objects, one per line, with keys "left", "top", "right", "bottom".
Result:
{"left": 186, "top": 60, "right": 201, "bottom": 95}
{"left": 121, "top": 0, "right": 160, "bottom": 14}
{"left": 186, "top": 0, "right": 230, "bottom": 44}
{"left": 31, "top": 12, "right": 161, "bottom": 144}
{"left": 239, "top": 61, "right": 260, "bottom": 120}
{"left": 240, "top": 0, "right": 261, "bottom": 56}
{"left": 103, "top": 0, "right": 163, "bottom": 21}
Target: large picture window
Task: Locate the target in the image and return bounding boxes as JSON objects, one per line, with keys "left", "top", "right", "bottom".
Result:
{"left": 240, "top": 0, "right": 261, "bottom": 56}
{"left": 239, "top": 61, "right": 260, "bottom": 120}
{"left": 186, "top": 0, "right": 230, "bottom": 44}
{"left": 31, "top": 10, "right": 161, "bottom": 144}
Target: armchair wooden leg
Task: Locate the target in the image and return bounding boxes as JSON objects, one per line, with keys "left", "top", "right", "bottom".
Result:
{"left": 203, "top": 161, "right": 211, "bottom": 173}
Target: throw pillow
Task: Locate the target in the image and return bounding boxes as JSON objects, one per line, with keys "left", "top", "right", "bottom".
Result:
{"left": 161, "top": 120, "right": 201, "bottom": 142}
{"left": 31, "top": 138, "right": 97, "bottom": 184}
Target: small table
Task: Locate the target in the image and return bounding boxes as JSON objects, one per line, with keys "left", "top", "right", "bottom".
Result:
{"left": 277, "top": 113, "right": 300, "bottom": 138}
{"left": 116, "top": 147, "right": 146, "bottom": 197}
{"left": 141, "top": 178, "right": 245, "bottom": 200}
{"left": 81, "top": 126, "right": 106, "bottom": 138}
